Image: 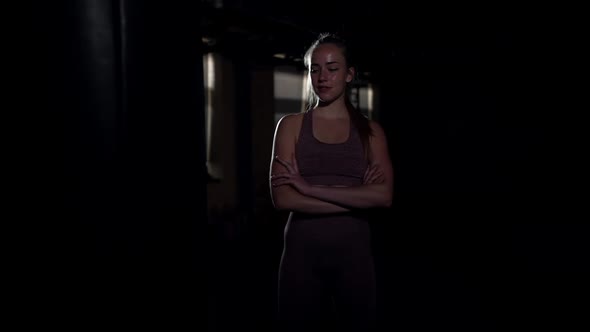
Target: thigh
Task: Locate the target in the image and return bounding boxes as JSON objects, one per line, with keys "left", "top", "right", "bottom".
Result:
{"left": 278, "top": 247, "right": 329, "bottom": 331}
{"left": 331, "top": 248, "right": 377, "bottom": 331}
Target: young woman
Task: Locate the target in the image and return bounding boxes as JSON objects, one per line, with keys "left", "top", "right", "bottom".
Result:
{"left": 269, "top": 32, "right": 394, "bottom": 331}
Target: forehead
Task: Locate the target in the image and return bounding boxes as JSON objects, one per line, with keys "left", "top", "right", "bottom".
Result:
{"left": 310, "top": 43, "right": 345, "bottom": 64}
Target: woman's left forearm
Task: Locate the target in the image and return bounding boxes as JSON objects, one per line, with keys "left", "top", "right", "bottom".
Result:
{"left": 304, "top": 183, "right": 392, "bottom": 209}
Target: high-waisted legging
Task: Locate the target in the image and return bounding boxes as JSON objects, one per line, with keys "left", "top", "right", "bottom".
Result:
{"left": 278, "top": 212, "right": 376, "bottom": 332}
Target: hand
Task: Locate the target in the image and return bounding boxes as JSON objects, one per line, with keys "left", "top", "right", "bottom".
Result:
{"left": 363, "top": 163, "right": 385, "bottom": 185}
{"left": 271, "top": 153, "right": 311, "bottom": 195}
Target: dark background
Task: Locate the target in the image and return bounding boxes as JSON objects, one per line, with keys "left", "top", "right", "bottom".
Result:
{"left": 21, "top": 1, "right": 586, "bottom": 331}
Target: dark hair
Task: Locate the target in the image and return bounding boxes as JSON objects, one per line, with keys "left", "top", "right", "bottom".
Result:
{"left": 303, "top": 32, "right": 373, "bottom": 157}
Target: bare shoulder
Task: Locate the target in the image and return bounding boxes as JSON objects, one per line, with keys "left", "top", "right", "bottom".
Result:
{"left": 369, "top": 119, "right": 387, "bottom": 138}
{"left": 277, "top": 112, "right": 303, "bottom": 127}
{"left": 367, "top": 119, "right": 393, "bottom": 166}
{"left": 275, "top": 112, "right": 304, "bottom": 136}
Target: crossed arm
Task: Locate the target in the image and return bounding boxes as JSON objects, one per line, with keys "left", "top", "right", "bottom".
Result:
{"left": 269, "top": 114, "right": 393, "bottom": 214}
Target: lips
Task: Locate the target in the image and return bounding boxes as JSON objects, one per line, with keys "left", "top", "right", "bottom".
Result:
{"left": 317, "top": 87, "right": 331, "bottom": 92}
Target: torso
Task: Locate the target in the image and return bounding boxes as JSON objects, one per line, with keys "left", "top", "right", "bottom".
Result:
{"left": 294, "top": 109, "right": 368, "bottom": 188}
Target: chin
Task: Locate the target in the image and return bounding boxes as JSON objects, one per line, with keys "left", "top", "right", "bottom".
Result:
{"left": 317, "top": 94, "right": 335, "bottom": 103}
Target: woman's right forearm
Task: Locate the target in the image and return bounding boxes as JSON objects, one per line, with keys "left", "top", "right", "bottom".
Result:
{"left": 271, "top": 187, "right": 350, "bottom": 214}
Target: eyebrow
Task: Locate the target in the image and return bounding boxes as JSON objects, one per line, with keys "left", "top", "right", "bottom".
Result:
{"left": 311, "top": 61, "right": 340, "bottom": 66}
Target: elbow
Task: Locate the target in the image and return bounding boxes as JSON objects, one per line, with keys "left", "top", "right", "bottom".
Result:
{"left": 271, "top": 196, "right": 291, "bottom": 212}
{"left": 271, "top": 188, "right": 297, "bottom": 212}
{"left": 379, "top": 192, "right": 393, "bottom": 208}
{"left": 368, "top": 183, "right": 393, "bottom": 208}
{"left": 380, "top": 199, "right": 392, "bottom": 209}
{"left": 273, "top": 201, "right": 288, "bottom": 212}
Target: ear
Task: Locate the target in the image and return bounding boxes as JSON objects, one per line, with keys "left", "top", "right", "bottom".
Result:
{"left": 346, "top": 67, "right": 355, "bottom": 83}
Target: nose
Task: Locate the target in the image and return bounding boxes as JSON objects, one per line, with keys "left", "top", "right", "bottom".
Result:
{"left": 319, "top": 69, "right": 328, "bottom": 82}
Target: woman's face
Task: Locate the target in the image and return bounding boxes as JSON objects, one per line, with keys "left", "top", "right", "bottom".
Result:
{"left": 309, "top": 43, "right": 353, "bottom": 104}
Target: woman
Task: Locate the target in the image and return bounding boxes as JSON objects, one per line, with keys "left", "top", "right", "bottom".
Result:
{"left": 269, "top": 32, "right": 394, "bottom": 331}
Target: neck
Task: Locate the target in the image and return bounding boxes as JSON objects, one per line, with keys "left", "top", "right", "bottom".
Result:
{"left": 315, "top": 98, "right": 349, "bottom": 119}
